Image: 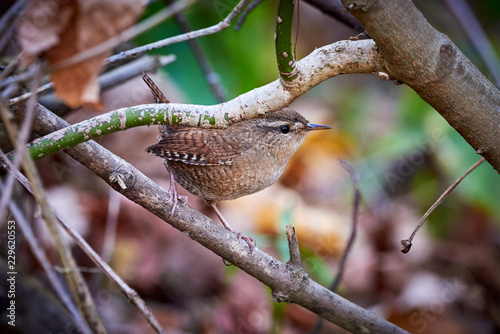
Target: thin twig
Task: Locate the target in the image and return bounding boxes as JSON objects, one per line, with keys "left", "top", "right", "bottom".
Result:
{"left": 0, "top": 66, "right": 37, "bottom": 90}
{"left": 0, "top": 82, "right": 19, "bottom": 100}
{"left": 235, "top": 0, "right": 267, "bottom": 31}
{"left": 98, "top": 55, "right": 176, "bottom": 92}
{"left": 10, "top": 54, "right": 176, "bottom": 108}
{"left": 0, "top": 54, "right": 22, "bottom": 81}
{"left": 401, "top": 157, "right": 486, "bottom": 254}
{"left": 2, "top": 191, "right": 92, "bottom": 334}
{"left": 0, "top": 63, "right": 42, "bottom": 227}
{"left": 0, "top": 0, "right": 29, "bottom": 53}
{"left": 5, "top": 0, "right": 242, "bottom": 104}
{"left": 286, "top": 225, "right": 302, "bottom": 268}
{"left": 173, "top": 12, "right": 227, "bottom": 102}
{"left": 7, "top": 81, "right": 53, "bottom": 106}
{"left": 0, "top": 63, "right": 106, "bottom": 332}
{"left": 443, "top": 0, "right": 500, "bottom": 85}
{"left": 311, "top": 159, "right": 361, "bottom": 334}
{"left": 105, "top": 0, "right": 253, "bottom": 65}
{"left": 303, "top": 0, "right": 366, "bottom": 33}
{"left": 51, "top": 0, "right": 194, "bottom": 71}
{"left": 55, "top": 266, "right": 102, "bottom": 274}
{"left": 332, "top": 160, "right": 360, "bottom": 290}
{"left": 90, "top": 189, "right": 121, "bottom": 288}
{"left": 57, "top": 210, "right": 165, "bottom": 333}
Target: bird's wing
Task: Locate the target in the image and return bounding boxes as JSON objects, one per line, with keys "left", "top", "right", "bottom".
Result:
{"left": 146, "top": 128, "right": 250, "bottom": 166}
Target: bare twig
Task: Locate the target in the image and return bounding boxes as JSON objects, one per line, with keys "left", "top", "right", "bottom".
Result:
{"left": 51, "top": 0, "right": 194, "bottom": 71}
{"left": 443, "top": 0, "right": 500, "bottom": 85}
{"left": 0, "top": 66, "right": 37, "bottom": 90}
{"left": 0, "top": 82, "right": 19, "bottom": 100}
{"left": 172, "top": 12, "right": 227, "bottom": 102}
{"left": 2, "top": 189, "right": 92, "bottom": 334}
{"left": 333, "top": 159, "right": 360, "bottom": 291}
{"left": 6, "top": 0, "right": 245, "bottom": 104}
{"left": 11, "top": 54, "right": 176, "bottom": 109}
{"left": 304, "top": 0, "right": 366, "bottom": 34}
{"left": 401, "top": 157, "right": 486, "bottom": 253}
{"left": 0, "top": 71, "right": 107, "bottom": 332}
{"left": 105, "top": 0, "right": 253, "bottom": 65}
{"left": 7, "top": 81, "right": 53, "bottom": 106}
{"left": 311, "top": 159, "right": 361, "bottom": 334}
{"left": 0, "top": 0, "right": 29, "bottom": 53}
{"left": 235, "top": 0, "right": 267, "bottom": 31}
{"left": 90, "top": 189, "right": 121, "bottom": 288}
{"left": 0, "top": 54, "right": 22, "bottom": 81}
{"left": 286, "top": 225, "right": 302, "bottom": 268}
{"left": 0, "top": 63, "right": 42, "bottom": 227}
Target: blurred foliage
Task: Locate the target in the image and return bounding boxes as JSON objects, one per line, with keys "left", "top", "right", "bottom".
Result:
{"left": 338, "top": 82, "right": 500, "bottom": 234}
{"left": 299, "top": 246, "right": 333, "bottom": 287}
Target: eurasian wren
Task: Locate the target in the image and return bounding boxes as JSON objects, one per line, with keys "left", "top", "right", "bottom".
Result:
{"left": 146, "top": 108, "right": 331, "bottom": 250}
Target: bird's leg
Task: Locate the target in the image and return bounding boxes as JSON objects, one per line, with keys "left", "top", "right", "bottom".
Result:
{"left": 163, "top": 160, "right": 188, "bottom": 216}
{"left": 206, "top": 200, "right": 255, "bottom": 253}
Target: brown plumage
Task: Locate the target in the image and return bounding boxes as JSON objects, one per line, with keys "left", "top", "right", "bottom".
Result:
{"left": 146, "top": 108, "right": 330, "bottom": 202}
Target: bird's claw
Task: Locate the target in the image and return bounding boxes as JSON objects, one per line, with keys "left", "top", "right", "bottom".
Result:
{"left": 167, "top": 184, "right": 187, "bottom": 217}
{"left": 236, "top": 232, "right": 256, "bottom": 254}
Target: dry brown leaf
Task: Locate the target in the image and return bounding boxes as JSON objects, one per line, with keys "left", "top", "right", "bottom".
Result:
{"left": 18, "top": 0, "right": 144, "bottom": 109}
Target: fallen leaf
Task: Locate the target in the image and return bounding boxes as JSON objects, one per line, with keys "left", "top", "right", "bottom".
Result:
{"left": 18, "top": 0, "right": 144, "bottom": 109}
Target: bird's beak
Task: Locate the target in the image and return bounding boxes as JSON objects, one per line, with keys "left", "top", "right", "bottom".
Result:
{"left": 306, "top": 123, "right": 332, "bottom": 131}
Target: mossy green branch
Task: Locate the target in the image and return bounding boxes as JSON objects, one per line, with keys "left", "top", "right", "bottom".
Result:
{"left": 23, "top": 103, "right": 227, "bottom": 161}
{"left": 275, "top": 0, "right": 297, "bottom": 81}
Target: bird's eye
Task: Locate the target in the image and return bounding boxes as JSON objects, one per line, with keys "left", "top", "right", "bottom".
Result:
{"left": 279, "top": 125, "right": 290, "bottom": 134}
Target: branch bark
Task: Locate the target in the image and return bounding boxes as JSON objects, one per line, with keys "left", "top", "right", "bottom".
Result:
{"left": 341, "top": 0, "right": 500, "bottom": 173}
{"left": 29, "top": 103, "right": 408, "bottom": 334}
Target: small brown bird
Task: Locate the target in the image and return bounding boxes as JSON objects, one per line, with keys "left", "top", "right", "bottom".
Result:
{"left": 146, "top": 108, "right": 331, "bottom": 250}
{"left": 142, "top": 73, "right": 330, "bottom": 251}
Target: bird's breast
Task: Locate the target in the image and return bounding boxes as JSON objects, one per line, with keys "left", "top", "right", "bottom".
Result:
{"left": 169, "top": 148, "right": 287, "bottom": 202}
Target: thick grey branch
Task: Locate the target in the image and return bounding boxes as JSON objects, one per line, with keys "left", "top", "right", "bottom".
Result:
{"left": 342, "top": 0, "right": 500, "bottom": 173}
